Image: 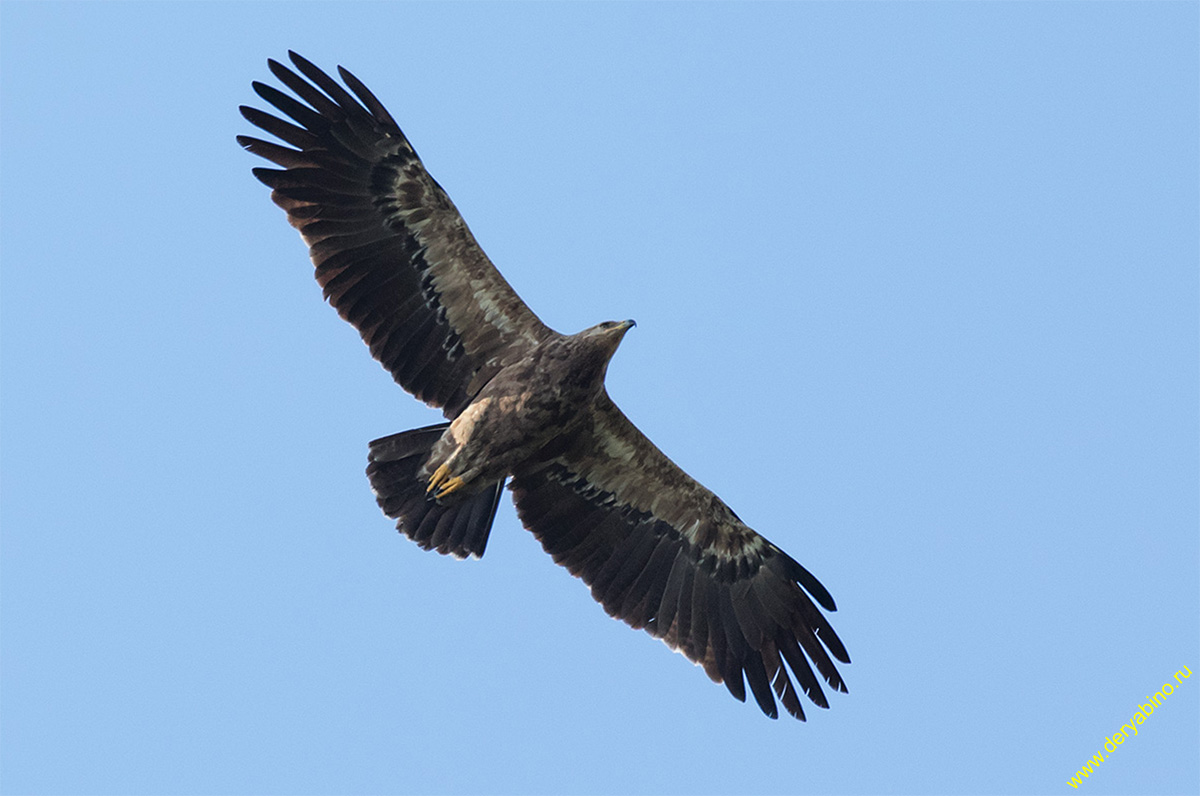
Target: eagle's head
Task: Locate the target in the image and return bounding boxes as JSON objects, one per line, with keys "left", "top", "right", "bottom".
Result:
{"left": 568, "top": 319, "right": 636, "bottom": 384}
{"left": 587, "top": 319, "right": 636, "bottom": 355}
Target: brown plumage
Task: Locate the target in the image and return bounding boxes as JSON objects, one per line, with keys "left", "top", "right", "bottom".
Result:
{"left": 239, "top": 51, "right": 849, "bottom": 721}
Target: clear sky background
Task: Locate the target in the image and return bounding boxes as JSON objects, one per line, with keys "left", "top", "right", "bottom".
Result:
{"left": 2, "top": 3, "right": 1197, "bottom": 795}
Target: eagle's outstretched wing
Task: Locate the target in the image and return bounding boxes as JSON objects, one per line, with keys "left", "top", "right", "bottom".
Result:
{"left": 510, "top": 392, "right": 849, "bottom": 720}
{"left": 238, "top": 52, "right": 555, "bottom": 417}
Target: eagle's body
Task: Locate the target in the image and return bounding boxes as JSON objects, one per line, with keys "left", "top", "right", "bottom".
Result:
{"left": 413, "top": 321, "right": 635, "bottom": 524}
{"left": 240, "top": 52, "right": 850, "bottom": 721}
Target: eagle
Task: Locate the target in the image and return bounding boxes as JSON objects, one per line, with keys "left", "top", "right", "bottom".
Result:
{"left": 239, "top": 52, "right": 849, "bottom": 721}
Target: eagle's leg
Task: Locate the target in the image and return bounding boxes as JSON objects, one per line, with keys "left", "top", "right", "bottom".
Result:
{"left": 426, "top": 463, "right": 452, "bottom": 494}
{"left": 426, "top": 462, "right": 468, "bottom": 499}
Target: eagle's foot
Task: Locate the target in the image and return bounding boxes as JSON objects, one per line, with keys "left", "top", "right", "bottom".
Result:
{"left": 434, "top": 476, "right": 466, "bottom": 500}
{"left": 426, "top": 463, "right": 451, "bottom": 495}
{"left": 427, "top": 463, "right": 467, "bottom": 500}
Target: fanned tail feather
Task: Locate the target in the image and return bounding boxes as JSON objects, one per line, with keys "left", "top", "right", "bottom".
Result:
{"left": 366, "top": 424, "right": 504, "bottom": 559}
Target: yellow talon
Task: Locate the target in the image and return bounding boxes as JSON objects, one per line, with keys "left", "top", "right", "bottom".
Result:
{"left": 434, "top": 476, "right": 466, "bottom": 500}
{"left": 427, "top": 464, "right": 466, "bottom": 499}
{"left": 426, "top": 463, "right": 451, "bottom": 494}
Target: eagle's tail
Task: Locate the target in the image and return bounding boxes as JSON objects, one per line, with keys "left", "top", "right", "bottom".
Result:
{"left": 366, "top": 424, "right": 505, "bottom": 559}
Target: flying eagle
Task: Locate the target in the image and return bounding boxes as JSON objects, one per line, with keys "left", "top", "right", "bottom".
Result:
{"left": 239, "top": 52, "right": 849, "bottom": 721}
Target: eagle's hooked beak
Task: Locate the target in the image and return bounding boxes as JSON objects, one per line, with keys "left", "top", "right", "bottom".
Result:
{"left": 618, "top": 319, "right": 636, "bottom": 332}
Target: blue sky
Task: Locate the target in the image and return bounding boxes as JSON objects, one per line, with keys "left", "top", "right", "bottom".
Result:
{"left": 2, "top": 3, "right": 1197, "bottom": 794}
